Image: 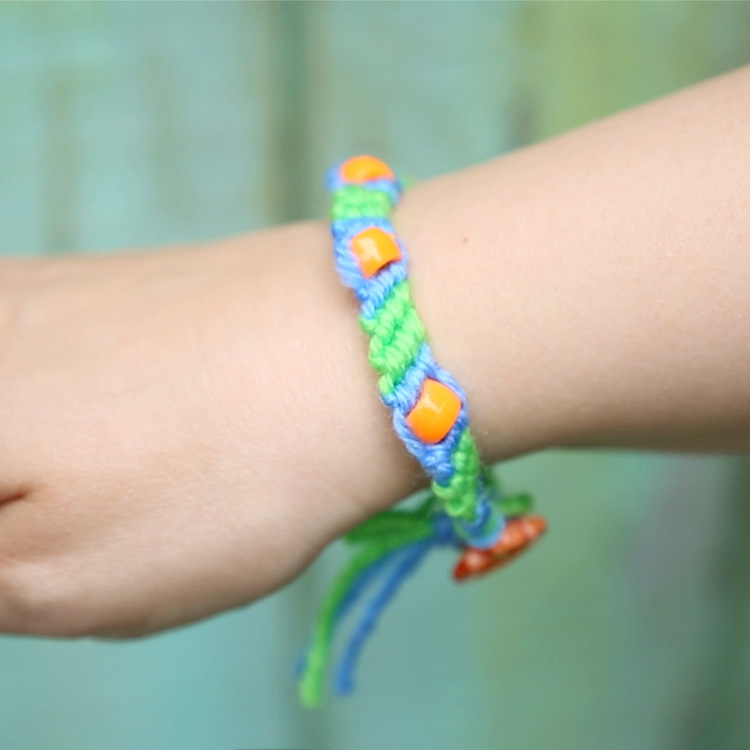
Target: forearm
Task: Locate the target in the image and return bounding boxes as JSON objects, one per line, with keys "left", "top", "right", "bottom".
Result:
{"left": 213, "top": 64, "right": 750, "bottom": 526}
{"left": 390, "top": 64, "right": 750, "bottom": 461}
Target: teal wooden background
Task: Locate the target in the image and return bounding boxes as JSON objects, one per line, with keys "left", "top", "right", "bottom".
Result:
{"left": 1, "top": 3, "right": 749, "bottom": 749}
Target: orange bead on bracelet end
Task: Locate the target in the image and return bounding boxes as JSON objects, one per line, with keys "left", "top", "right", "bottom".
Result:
{"left": 406, "top": 378, "right": 462, "bottom": 444}
{"left": 453, "top": 516, "right": 548, "bottom": 581}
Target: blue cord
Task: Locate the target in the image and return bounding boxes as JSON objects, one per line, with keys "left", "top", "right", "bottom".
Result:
{"left": 334, "top": 539, "right": 434, "bottom": 695}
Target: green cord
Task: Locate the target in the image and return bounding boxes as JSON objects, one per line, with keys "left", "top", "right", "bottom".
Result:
{"left": 299, "top": 525, "right": 435, "bottom": 707}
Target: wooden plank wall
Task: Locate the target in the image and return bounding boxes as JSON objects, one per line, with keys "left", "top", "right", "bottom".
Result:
{"left": 0, "top": 3, "right": 749, "bottom": 749}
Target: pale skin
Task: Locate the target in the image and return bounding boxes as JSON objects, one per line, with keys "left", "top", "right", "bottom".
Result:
{"left": 1, "top": 65, "right": 749, "bottom": 639}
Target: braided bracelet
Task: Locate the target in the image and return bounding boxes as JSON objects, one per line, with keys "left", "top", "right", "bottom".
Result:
{"left": 297, "top": 155, "right": 547, "bottom": 707}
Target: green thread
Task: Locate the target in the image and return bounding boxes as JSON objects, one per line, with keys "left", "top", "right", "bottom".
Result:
{"left": 499, "top": 492, "right": 533, "bottom": 518}
{"left": 359, "top": 280, "right": 411, "bottom": 344}
{"left": 299, "top": 526, "right": 434, "bottom": 707}
{"left": 331, "top": 185, "right": 394, "bottom": 221}
{"left": 344, "top": 511, "right": 433, "bottom": 544}
{"left": 431, "top": 429, "right": 481, "bottom": 518}
{"left": 359, "top": 282, "right": 427, "bottom": 395}
{"left": 376, "top": 306, "right": 427, "bottom": 392}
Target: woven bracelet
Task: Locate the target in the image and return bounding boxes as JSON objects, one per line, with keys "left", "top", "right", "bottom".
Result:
{"left": 297, "top": 155, "right": 547, "bottom": 707}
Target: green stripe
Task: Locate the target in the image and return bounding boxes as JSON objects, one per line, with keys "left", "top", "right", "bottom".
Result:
{"left": 431, "top": 429, "right": 481, "bottom": 519}
{"left": 331, "top": 185, "right": 395, "bottom": 220}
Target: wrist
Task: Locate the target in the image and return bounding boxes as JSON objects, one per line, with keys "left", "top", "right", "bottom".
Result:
{"left": 220, "top": 222, "right": 425, "bottom": 540}
{"left": 391, "top": 167, "right": 567, "bottom": 463}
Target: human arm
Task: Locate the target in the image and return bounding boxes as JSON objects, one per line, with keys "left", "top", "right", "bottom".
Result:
{"left": 0, "top": 65, "right": 748, "bottom": 638}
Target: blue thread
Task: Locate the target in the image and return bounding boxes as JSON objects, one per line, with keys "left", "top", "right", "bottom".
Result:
{"left": 334, "top": 539, "right": 433, "bottom": 695}
{"left": 432, "top": 511, "right": 460, "bottom": 545}
{"left": 294, "top": 549, "right": 401, "bottom": 679}
{"left": 392, "top": 407, "right": 469, "bottom": 483}
{"left": 358, "top": 262, "right": 410, "bottom": 318}
{"left": 326, "top": 166, "right": 403, "bottom": 202}
{"left": 380, "top": 342, "right": 434, "bottom": 410}
{"left": 453, "top": 498, "right": 505, "bottom": 549}
{"left": 332, "top": 513, "right": 470, "bottom": 694}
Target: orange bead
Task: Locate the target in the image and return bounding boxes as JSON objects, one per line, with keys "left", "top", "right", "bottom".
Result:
{"left": 406, "top": 378, "right": 461, "bottom": 444}
{"left": 340, "top": 155, "right": 395, "bottom": 183}
{"left": 453, "top": 515, "right": 548, "bottom": 582}
{"left": 350, "top": 227, "right": 402, "bottom": 278}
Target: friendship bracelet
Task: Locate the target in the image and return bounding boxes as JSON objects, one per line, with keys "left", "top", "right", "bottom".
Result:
{"left": 297, "top": 155, "right": 547, "bottom": 707}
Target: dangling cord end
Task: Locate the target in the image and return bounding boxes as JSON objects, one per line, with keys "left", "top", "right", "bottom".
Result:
{"left": 333, "top": 538, "right": 433, "bottom": 695}
{"left": 297, "top": 526, "right": 434, "bottom": 707}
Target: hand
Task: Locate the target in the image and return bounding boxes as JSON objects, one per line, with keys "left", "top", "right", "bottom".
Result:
{"left": 0, "top": 224, "right": 422, "bottom": 638}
